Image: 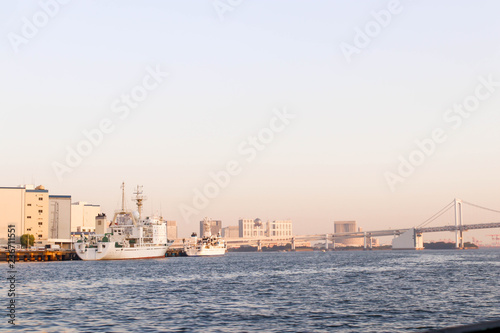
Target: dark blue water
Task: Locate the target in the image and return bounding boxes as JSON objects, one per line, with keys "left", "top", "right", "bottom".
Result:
{"left": 4, "top": 249, "right": 500, "bottom": 332}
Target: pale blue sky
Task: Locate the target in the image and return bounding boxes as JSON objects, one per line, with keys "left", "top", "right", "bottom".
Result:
{"left": 1, "top": 0, "right": 500, "bottom": 240}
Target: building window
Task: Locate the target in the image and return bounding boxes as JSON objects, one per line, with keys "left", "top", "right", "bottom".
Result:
{"left": 27, "top": 228, "right": 32, "bottom": 231}
{"left": 38, "top": 210, "right": 43, "bottom": 213}
{"left": 38, "top": 222, "right": 43, "bottom": 226}
{"left": 27, "top": 216, "right": 31, "bottom": 219}
{"left": 27, "top": 203, "right": 32, "bottom": 206}
{"left": 38, "top": 234, "right": 42, "bottom": 238}
{"left": 38, "top": 197, "right": 43, "bottom": 201}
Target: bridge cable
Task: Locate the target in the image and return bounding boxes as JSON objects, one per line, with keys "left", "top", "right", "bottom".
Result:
{"left": 462, "top": 201, "right": 500, "bottom": 214}
{"left": 416, "top": 200, "right": 454, "bottom": 228}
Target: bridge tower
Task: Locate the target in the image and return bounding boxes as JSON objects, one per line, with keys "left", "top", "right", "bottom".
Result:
{"left": 454, "top": 198, "right": 464, "bottom": 249}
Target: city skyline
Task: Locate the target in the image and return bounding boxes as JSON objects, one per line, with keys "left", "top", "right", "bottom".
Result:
{"left": 1, "top": 1, "right": 500, "bottom": 240}
{"left": 3, "top": 181, "right": 500, "bottom": 245}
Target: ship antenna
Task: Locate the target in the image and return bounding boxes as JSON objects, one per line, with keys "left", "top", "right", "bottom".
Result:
{"left": 121, "top": 182, "right": 125, "bottom": 212}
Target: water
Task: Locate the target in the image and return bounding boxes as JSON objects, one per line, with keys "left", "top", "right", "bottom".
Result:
{"left": 5, "top": 249, "right": 500, "bottom": 332}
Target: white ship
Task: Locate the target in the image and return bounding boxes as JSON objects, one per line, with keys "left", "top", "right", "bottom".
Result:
{"left": 184, "top": 218, "right": 227, "bottom": 256}
{"left": 75, "top": 184, "right": 171, "bottom": 261}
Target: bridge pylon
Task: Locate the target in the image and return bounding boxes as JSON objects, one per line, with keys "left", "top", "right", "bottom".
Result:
{"left": 454, "top": 198, "right": 464, "bottom": 249}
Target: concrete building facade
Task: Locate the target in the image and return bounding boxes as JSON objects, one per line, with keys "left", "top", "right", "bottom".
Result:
{"left": 239, "top": 218, "right": 267, "bottom": 238}
{"left": 0, "top": 187, "right": 25, "bottom": 244}
{"left": 71, "top": 202, "right": 101, "bottom": 233}
{"left": 1, "top": 185, "right": 102, "bottom": 247}
{"left": 200, "top": 219, "right": 222, "bottom": 237}
{"left": 49, "top": 195, "right": 72, "bottom": 239}
{"left": 222, "top": 226, "right": 240, "bottom": 238}
{"left": 166, "top": 220, "right": 178, "bottom": 240}
{"left": 334, "top": 221, "right": 364, "bottom": 247}
{"left": 267, "top": 220, "right": 293, "bottom": 237}
{"left": 334, "top": 221, "right": 357, "bottom": 233}
{"left": 0, "top": 185, "right": 64, "bottom": 244}
{"left": 0, "top": 185, "right": 53, "bottom": 244}
{"left": 24, "top": 186, "right": 49, "bottom": 242}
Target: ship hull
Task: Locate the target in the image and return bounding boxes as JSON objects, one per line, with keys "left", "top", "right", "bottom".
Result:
{"left": 76, "top": 243, "right": 168, "bottom": 261}
{"left": 184, "top": 246, "right": 226, "bottom": 257}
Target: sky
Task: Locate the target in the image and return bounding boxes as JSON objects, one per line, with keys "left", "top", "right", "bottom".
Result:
{"left": 1, "top": 0, "right": 500, "bottom": 241}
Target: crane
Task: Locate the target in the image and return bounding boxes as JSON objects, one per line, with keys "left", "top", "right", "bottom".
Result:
{"left": 486, "top": 234, "right": 500, "bottom": 246}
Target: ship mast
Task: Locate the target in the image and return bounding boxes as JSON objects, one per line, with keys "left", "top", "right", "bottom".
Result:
{"left": 203, "top": 217, "right": 212, "bottom": 237}
{"left": 121, "top": 182, "right": 125, "bottom": 212}
{"left": 133, "top": 185, "right": 146, "bottom": 219}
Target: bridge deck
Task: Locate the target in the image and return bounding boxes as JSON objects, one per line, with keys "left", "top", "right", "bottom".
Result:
{"left": 225, "top": 222, "right": 500, "bottom": 245}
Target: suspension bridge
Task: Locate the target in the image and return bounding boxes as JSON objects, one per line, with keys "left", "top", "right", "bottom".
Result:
{"left": 225, "top": 199, "right": 500, "bottom": 250}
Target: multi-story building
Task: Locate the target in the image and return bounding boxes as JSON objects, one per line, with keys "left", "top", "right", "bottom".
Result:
{"left": 24, "top": 185, "right": 49, "bottom": 242}
{"left": 239, "top": 218, "right": 267, "bottom": 238}
{"left": 0, "top": 185, "right": 61, "bottom": 244}
{"left": 49, "top": 195, "right": 72, "bottom": 239}
{"left": 334, "top": 220, "right": 364, "bottom": 246}
{"left": 71, "top": 202, "right": 101, "bottom": 233}
{"left": 267, "top": 220, "right": 293, "bottom": 238}
{"left": 0, "top": 185, "right": 102, "bottom": 247}
{"left": 334, "top": 221, "right": 357, "bottom": 233}
{"left": 200, "top": 219, "right": 222, "bottom": 237}
{"left": 222, "top": 226, "right": 239, "bottom": 238}
{"left": 239, "top": 219, "right": 293, "bottom": 238}
{"left": 166, "top": 220, "right": 178, "bottom": 240}
{"left": 0, "top": 186, "right": 26, "bottom": 244}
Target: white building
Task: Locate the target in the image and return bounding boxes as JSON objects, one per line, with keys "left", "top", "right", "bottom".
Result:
{"left": 71, "top": 202, "right": 101, "bottom": 233}
{"left": 267, "top": 220, "right": 293, "bottom": 238}
{"left": 0, "top": 186, "right": 26, "bottom": 244}
{"left": 0, "top": 185, "right": 51, "bottom": 244}
{"left": 239, "top": 218, "right": 266, "bottom": 238}
{"left": 334, "top": 221, "right": 364, "bottom": 247}
{"left": 0, "top": 185, "right": 75, "bottom": 246}
{"left": 166, "top": 221, "right": 178, "bottom": 240}
{"left": 222, "top": 226, "right": 239, "bottom": 238}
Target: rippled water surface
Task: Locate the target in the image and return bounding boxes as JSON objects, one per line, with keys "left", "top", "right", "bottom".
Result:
{"left": 5, "top": 249, "right": 500, "bottom": 332}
